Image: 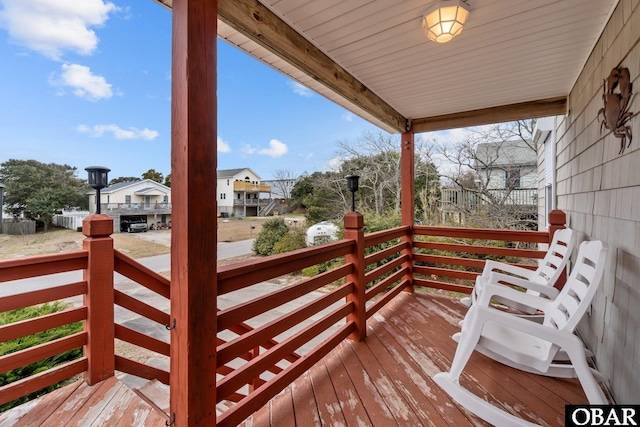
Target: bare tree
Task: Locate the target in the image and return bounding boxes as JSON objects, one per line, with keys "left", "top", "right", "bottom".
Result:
{"left": 271, "top": 169, "right": 298, "bottom": 207}
{"left": 337, "top": 131, "right": 439, "bottom": 217}
{"left": 434, "top": 120, "right": 538, "bottom": 229}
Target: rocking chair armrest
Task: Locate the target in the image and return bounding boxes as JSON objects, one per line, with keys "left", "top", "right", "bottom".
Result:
{"left": 473, "top": 304, "right": 584, "bottom": 350}
{"left": 480, "top": 260, "right": 535, "bottom": 281}
{"left": 486, "top": 271, "right": 559, "bottom": 299}
{"left": 477, "top": 282, "right": 553, "bottom": 312}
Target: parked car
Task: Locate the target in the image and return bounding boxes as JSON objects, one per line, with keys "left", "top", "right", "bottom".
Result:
{"left": 120, "top": 216, "right": 148, "bottom": 233}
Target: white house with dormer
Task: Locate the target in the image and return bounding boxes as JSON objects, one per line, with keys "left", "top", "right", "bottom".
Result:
{"left": 217, "top": 168, "right": 273, "bottom": 217}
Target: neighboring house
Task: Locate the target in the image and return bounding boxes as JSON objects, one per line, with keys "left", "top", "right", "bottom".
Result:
{"left": 475, "top": 139, "right": 538, "bottom": 193}
{"left": 217, "top": 168, "right": 273, "bottom": 217}
{"left": 88, "top": 179, "right": 172, "bottom": 233}
{"left": 262, "top": 177, "right": 299, "bottom": 214}
{"left": 441, "top": 140, "right": 538, "bottom": 224}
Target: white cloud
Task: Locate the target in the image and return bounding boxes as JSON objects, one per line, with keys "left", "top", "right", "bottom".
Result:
{"left": 78, "top": 124, "right": 158, "bottom": 140}
{"left": 325, "top": 157, "right": 343, "bottom": 172}
{"left": 288, "top": 81, "right": 313, "bottom": 97}
{"left": 259, "top": 139, "right": 288, "bottom": 158}
{"left": 51, "top": 63, "right": 113, "bottom": 101}
{"left": 343, "top": 113, "right": 354, "bottom": 122}
{"left": 242, "top": 144, "right": 256, "bottom": 155}
{"left": 217, "top": 136, "right": 231, "bottom": 153}
{"left": 0, "top": 0, "right": 118, "bottom": 60}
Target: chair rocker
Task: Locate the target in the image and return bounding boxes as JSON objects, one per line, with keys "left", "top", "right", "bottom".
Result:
{"left": 434, "top": 240, "right": 608, "bottom": 427}
{"left": 460, "top": 228, "right": 574, "bottom": 314}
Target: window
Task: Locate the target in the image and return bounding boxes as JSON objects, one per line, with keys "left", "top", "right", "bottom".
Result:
{"left": 506, "top": 169, "right": 521, "bottom": 189}
{"left": 220, "top": 193, "right": 226, "bottom": 200}
{"left": 227, "top": 179, "right": 229, "bottom": 185}
{"left": 125, "top": 195, "right": 131, "bottom": 204}
{"left": 163, "top": 195, "right": 168, "bottom": 203}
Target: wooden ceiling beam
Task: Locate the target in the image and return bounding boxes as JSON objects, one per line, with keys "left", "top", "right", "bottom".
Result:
{"left": 154, "top": 0, "right": 407, "bottom": 133}
{"left": 411, "top": 96, "right": 567, "bottom": 133}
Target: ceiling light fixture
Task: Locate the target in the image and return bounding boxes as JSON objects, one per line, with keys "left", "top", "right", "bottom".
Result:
{"left": 422, "top": 0, "right": 470, "bottom": 43}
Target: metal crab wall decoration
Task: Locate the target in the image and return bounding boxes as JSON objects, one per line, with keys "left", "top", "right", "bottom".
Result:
{"left": 598, "top": 67, "right": 634, "bottom": 154}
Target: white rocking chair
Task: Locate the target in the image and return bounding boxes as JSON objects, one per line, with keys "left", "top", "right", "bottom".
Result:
{"left": 461, "top": 227, "right": 574, "bottom": 314}
{"left": 434, "top": 240, "right": 608, "bottom": 427}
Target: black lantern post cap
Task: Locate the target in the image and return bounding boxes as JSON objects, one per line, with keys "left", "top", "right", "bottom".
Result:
{"left": 86, "top": 166, "right": 110, "bottom": 214}
{"left": 85, "top": 166, "right": 111, "bottom": 190}
{"left": 345, "top": 175, "right": 360, "bottom": 211}
{"left": 345, "top": 175, "right": 360, "bottom": 193}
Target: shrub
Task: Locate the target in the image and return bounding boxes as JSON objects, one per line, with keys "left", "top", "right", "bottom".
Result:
{"left": 272, "top": 228, "right": 306, "bottom": 254}
{"left": 253, "top": 217, "right": 289, "bottom": 256}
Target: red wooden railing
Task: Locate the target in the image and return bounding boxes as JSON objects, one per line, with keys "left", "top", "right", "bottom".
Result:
{"left": 0, "top": 210, "right": 566, "bottom": 425}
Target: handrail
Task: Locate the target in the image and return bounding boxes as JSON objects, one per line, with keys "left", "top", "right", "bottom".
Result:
{"left": 114, "top": 250, "right": 170, "bottom": 298}
{"left": 414, "top": 225, "right": 548, "bottom": 242}
{"left": 0, "top": 358, "right": 88, "bottom": 407}
{"left": 364, "top": 226, "right": 410, "bottom": 247}
{"left": 0, "top": 332, "right": 87, "bottom": 374}
{"left": 218, "top": 239, "right": 354, "bottom": 294}
{"left": 0, "top": 307, "right": 87, "bottom": 342}
{"left": 0, "top": 282, "right": 87, "bottom": 313}
{"left": 217, "top": 264, "right": 352, "bottom": 331}
{"left": 412, "top": 224, "right": 555, "bottom": 294}
{"left": 0, "top": 251, "right": 88, "bottom": 283}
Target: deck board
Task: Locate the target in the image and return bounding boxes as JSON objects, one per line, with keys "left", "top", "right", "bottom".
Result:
{"left": 323, "top": 355, "right": 371, "bottom": 426}
{"left": 309, "top": 359, "right": 346, "bottom": 426}
{"left": 1, "top": 292, "right": 595, "bottom": 426}
{"left": 0, "top": 376, "right": 168, "bottom": 426}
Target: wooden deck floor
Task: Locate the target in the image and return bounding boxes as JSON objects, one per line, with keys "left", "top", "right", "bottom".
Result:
{"left": 0, "top": 292, "right": 592, "bottom": 426}
{"left": 244, "top": 292, "right": 589, "bottom": 427}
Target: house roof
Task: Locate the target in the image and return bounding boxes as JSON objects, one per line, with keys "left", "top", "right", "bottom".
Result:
{"left": 89, "top": 179, "right": 170, "bottom": 194}
{"left": 217, "top": 168, "right": 261, "bottom": 180}
{"left": 152, "top": 0, "right": 618, "bottom": 133}
{"left": 475, "top": 140, "right": 537, "bottom": 169}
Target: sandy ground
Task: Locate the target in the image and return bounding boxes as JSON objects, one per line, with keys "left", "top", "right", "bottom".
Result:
{"left": 0, "top": 217, "right": 269, "bottom": 260}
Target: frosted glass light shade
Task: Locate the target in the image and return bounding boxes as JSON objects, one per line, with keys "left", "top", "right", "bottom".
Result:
{"left": 423, "top": 1, "right": 470, "bottom": 43}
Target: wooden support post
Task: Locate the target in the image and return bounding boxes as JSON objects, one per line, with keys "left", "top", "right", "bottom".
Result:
{"left": 82, "top": 214, "right": 115, "bottom": 385}
{"left": 170, "top": 0, "right": 218, "bottom": 425}
{"left": 344, "top": 211, "right": 366, "bottom": 341}
{"left": 401, "top": 130, "right": 415, "bottom": 293}
{"left": 548, "top": 209, "right": 567, "bottom": 290}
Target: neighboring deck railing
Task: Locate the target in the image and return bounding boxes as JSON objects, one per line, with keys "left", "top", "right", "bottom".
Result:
{"left": 0, "top": 210, "right": 566, "bottom": 425}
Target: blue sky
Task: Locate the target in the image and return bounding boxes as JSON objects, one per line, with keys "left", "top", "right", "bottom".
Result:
{"left": 0, "top": 0, "right": 381, "bottom": 182}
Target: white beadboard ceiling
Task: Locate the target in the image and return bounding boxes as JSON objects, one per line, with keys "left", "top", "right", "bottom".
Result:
{"left": 154, "top": 0, "right": 618, "bottom": 132}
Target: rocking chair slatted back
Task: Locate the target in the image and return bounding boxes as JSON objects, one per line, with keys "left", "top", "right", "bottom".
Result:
{"left": 531, "top": 228, "right": 573, "bottom": 287}
{"left": 545, "top": 240, "right": 607, "bottom": 332}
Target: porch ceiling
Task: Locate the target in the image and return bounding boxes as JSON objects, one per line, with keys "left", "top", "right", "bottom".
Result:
{"left": 153, "top": 0, "right": 618, "bottom": 133}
